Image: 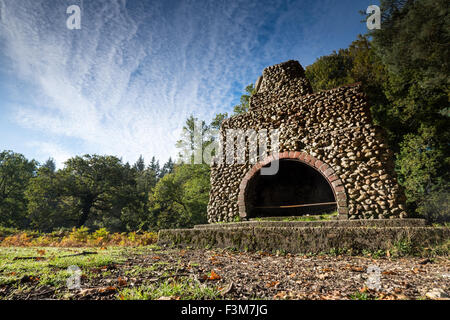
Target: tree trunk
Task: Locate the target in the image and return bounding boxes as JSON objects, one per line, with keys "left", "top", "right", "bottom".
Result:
{"left": 77, "top": 200, "right": 93, "bottom": 227}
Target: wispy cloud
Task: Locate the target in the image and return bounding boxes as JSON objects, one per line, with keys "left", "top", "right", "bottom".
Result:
{"left": 0, "top": 0, "right": 366, "bottom": 167}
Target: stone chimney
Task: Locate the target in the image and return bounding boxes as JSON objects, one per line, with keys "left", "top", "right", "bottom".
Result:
{"left": 250, "top": 60, "right": 313, "bottom": 111}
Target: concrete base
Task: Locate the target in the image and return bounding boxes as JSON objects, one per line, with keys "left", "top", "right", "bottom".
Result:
{"left": 193, "top": 218, "right": 427, "bottom": 229}
{"left": 158, "top": 219, "right": 449, "bottom": 254}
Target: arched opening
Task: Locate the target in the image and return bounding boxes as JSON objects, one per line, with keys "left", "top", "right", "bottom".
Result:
{"left": 244, "top": 159, "right": 336, "bottom": 218}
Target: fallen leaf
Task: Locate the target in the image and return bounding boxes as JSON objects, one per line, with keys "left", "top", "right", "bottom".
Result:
{"left": 98, "top": 286, "right": 117, "bottom": 294}
{"left": 273, "top": 291, "right": 287, "bottom": 299}
{"left": 208, "top": 270, "right": 221, "bottom": 281}
{"left": 382, "top": 270, "right": 397, "bottom": 275}
{"left": 37, "top": 249, "right": 46, "bottom": 256}
{"left": 351, "top": 266, "right": 364, "bottom": 272}
{"left": 118, "top": 277, "right": 127, "bottom": 286}
{"left": 266, "top": 281, "right": 280, "bottom": 288}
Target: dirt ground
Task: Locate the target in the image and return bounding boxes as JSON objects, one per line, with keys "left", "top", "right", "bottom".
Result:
{"left": 1, "top": 246, "right": 449, "bottom": 300}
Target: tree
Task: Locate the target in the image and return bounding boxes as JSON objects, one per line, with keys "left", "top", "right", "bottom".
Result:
{"left": 396, "top": 125, "right": 449, "bottom": 221}
{"left": 233, "top": 84, "right": 255, "bottom": 114}
{"left": 133, "top": 155, "right": 145, "bottom": 172}
{"left": 148, "top": 156, "right": 160, "bottom": 176}
{"left": 59, "top": 155, "right": 136, "bottom": 228}
{"left": 176, "top": 115, "right": 213, "bottom": 164}
{"left": 148, "top": 164, "right": 210, "bottom": 230}
{"left": 303, "top": 0, "right": 449, "bottom": 220}
{"left": 160, "top": 157, "right": 174, "bottom": 178}
{"left": 371, "top": 0, "right": 449, "bottom": 134}
{"left": 121, "top": 156, "right": 160, "bottom": 231}
{"left": 211, "top": 112, "right": 228, "bottom": 130}
{"left": 0, "top": 151, "right": 37, "bottom": 228}
{"left": 305, "top": 51, "right": 353, "bottom": 91}
{"left": 42, "top": 158, "right": 56, "bottom": 173}
{"left": 305, "top": 35, "right": 395, "bottom": 141}
{"left": 371, "top": 0, "right": 450, "bottom": 219}
{"left": 25, "top": 166, "right": 74, "bottom": 232}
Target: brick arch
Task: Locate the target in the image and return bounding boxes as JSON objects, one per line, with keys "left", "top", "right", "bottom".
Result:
{"left": 237, "top": 151, "right": 348, "bottom": 219}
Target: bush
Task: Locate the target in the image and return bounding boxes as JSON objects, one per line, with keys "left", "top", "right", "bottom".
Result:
{"left": 416, "top": 191, "right": 450, "bottom": 224}
{"left": 0, "top": 227, "right": 158, "bottom": 247}
{"left": 91, "top": 227, "right": 110, "bottom": 245}
{"left": 0, "top": 226, "right": 24, "bottom": 237}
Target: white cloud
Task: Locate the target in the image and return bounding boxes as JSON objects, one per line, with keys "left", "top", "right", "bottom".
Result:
{"left": 0, "top": 0, "right": 362, "bottom": 166}
{"left": 28, "top": 141, "right": 73, "bottom": 169}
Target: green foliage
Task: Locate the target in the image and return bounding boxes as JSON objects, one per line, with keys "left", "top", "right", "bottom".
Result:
{"left": 0, "top": 151, "right": 37, "bottom": 228}
{"left": 1, "top": 147, "right": 209, "bottom": 232}
{"left": 133, "top": 155, "right": 145, "bottom": 172}
{"left": 370, "top": 0, "right": 449, "bottom": 146}
{"left": 68, "top": 226, "right": 90, "bottom": 242}
{"left": 305, "top": 50, "right": 353, "bottom": 91}
{"left": 371, "top": 0, "right": 450, "bottom": 220}
{"left": 0, "top": 228, "right": 158, "bottom": 247}
{"left": 59, "top": 155, "right": 137, "bottom": 229}
{"left": 210, "top": 112, "right": 229, "bottom": 130}
{"left": 25, "top": 166, "right": 74, "bottom": 232}
{"left": 305, "top": 35, "right": 389, "bottom": 123}
{"left": 208, "top": 84, "right": 255, "bottom": 134}
{"left": 175, "top": 115, "right": 213, "bottom": 164}
{"left": 91, "top": 227, "right": 110, "bottom": 241}
{"left": 148, "top": 164, "right": 210, "bottom": 230}
{"left": 396, "top": 125, "right": 449, "bottom": 221}
{"left": 305, "top": 1, "right": 449, "bottom": 221}
{"left": 233, "top": 84, "right": 255, "bottom": 114}
{"left": 392, "top": 239, "right": 414, "bottom": 257}
{"left": 118, "top": 279, "right": 220, "bottom": 300}
{"left": 160, "top": 157, "right": 175, "bottom": 178}
{"left": 121, "top": 156, "right": 163, "bottom": 232}
{"left": 24, "top": 154, "right": 145, "bottom": 232}
{"left": 349, "top": 291, "right": 372, "bottom": 300}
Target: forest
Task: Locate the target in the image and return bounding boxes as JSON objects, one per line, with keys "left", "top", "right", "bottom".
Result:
{"left": 1, "top": 0, "right": 448, "bottom": 234}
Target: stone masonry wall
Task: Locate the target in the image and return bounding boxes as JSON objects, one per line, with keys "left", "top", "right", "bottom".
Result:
{"left": 207, "top": 60, "right": 407, "bottom": 223}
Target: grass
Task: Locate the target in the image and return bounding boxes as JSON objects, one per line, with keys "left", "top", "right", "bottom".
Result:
{"left": 349, "top": 291, "right": 373, "bottom": 300}
{"left": 118, "top": 280, "right": 220, "bottom": 300}
{"left": 252, "top": 211, "right": 338, "bottom": 222}
{"left": 0, "top": 246, "right": 158, "bottom": 290}
{"left": 0, "top": 245, "right": 223, "bottom": 300}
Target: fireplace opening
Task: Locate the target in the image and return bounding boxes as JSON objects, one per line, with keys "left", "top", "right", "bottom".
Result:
{"left": 245, "top": 159, "right": 337, "bottom": 218}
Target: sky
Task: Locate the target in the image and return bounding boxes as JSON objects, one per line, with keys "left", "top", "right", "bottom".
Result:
{"left": 0, "top": 0, "right": 375, "bottom": 168}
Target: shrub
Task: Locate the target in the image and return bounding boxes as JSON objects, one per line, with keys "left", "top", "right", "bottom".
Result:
{"left": 0, "top": 227, "right": 158, "bottom": 247}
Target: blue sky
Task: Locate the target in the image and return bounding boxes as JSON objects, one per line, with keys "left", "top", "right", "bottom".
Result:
{"left": 0, "top": 0, "right": 375, "bottom": 167}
